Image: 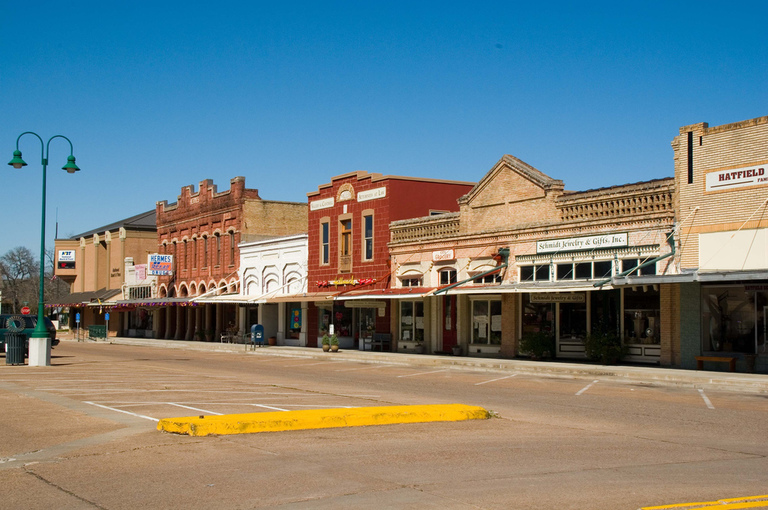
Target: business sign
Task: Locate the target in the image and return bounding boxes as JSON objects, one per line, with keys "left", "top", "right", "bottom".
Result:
{"left": 148, "top": 254, "right": 173, "bottom": 276}
{"left": 310, "top": 197, "right": 334, "bottom": 211}
{"left": 357, "top": 187, "right": 386, "bottom": 202}
{"left": 432, "top": 249, "right": 455, "bottom": 261}
{"left": 537, "top": 233, "right": 628, "bottom": 254}
{"left": 529, "top": 292, "right": 586, "bottom": 303}
{"left": 135, "top": 264, "right": 147, "bottom": 281}
{"left": 706, "top": 163, "right": 768, "bottom": 192}
{"left": 58, "top": 250, "right": 76, "bottom": 269}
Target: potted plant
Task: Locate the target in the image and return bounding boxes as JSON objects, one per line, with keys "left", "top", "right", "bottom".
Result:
{"left": 519, "top": 331, "right": 555, "bottom": 360}
{"left": 330, "top": 334, "right": 339, "bottom": 352}
{"left": 584, "top": 329, "right": 626, "bottom": 365}
{"left": 321, "top": 333, "right": 331, "bottom": 352}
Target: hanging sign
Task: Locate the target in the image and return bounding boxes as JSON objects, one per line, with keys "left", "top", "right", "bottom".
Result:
{"left": 148, "top": 254, "right": 173, "bottom": 276}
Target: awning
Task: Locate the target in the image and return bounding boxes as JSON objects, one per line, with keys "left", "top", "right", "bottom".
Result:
{"left": 264, "top": 292, "right": 337, "bottom": 303}
{"left": 192, "top": 293, "right": 253, "bottom": 304}
{"left": 111, "top": 297, "right": 198, "bottom": 309}
{"left": 335, "top": 288, "right": 436, "bottom": 300}
{"left": 47, "top": 288, "right": 122, "bottom": 308}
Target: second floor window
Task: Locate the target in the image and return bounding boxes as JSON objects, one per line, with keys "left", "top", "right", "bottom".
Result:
{"left": 216, "top": 234, "right": 221, "bottom": 266}
{"left": 340, "top": 219, "right": 352, "bottom": 256}
{"left": 229, "top": 232, "right": 235, "bottom": 265}
{"left": 439, "top": 268, "right": 457, "bottom": 285}
{"left": 363, "top": 215, "right": 373, "bottom": 260}
{"left": 321, "top": 222, "right": 329, "bottom": 264}
{"left": 203, "top": 237, "right": 208, "bottom": 267}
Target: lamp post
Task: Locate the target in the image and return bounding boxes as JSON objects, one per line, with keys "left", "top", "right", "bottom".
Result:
{"left": 8, "top": 132, "right": 80, "bottom": 366}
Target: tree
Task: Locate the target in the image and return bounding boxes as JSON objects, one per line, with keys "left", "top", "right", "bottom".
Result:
{"left": 0, "top": 246, "right": 39, "bottom": 313}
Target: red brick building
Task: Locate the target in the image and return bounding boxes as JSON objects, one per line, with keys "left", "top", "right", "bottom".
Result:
{"left": 153, "top": 177, "right": 307, "bottom": 341}
{"left": 305, "top": 171, "right": 474, "bottom": 349}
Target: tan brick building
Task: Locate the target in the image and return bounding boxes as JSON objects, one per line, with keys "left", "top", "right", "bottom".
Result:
{"left": 53, "top": 210, "right": 158, "bottom": 336}
{"left": 672, "top": 116, "right": 768, "bottom": 372}
{"left": 389, "top": 155, "right": 679, "bottom": 364}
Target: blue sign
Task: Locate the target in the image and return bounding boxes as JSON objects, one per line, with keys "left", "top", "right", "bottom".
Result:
{"left": 105, "top": 313, "right": 110, "bottom": 321}
{"left": 76, "top": 313, "right": 81, "bottom": 323}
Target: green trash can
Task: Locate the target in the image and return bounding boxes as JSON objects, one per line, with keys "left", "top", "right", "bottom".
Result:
{"left": 5, "top": 332, "right": 26, "bottom": 365}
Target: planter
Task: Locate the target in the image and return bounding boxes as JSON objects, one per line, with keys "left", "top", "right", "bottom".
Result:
{"left": 268, "top": 337, "right": 277, "bottom": 346}
{"left": 452, "top": 345, "right": 462, "bottom": 356}
{"left": 331, "top": 344, "right": 339, "bottom": 352}
{"left": 414, "top": 344, "right": 424, "bottom": 354}
{"left": 322, "top": 344, "right": 331, "bottom": 352}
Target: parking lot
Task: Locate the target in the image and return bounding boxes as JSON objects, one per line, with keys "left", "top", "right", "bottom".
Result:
{"left": 1, "top": 340, "right": 768, "bottom": 509}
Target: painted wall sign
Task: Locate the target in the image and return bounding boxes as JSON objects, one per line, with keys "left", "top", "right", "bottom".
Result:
{"left": 357, "top": 187, "right": 386, "bottom": 202}
{"left": 537, "top": 233, "right": 628, "bottom": 254}
{"left": 58, "top": 250, "right": 76, "bottom": 269}
{"left": 705, "top": 163, "right": 768, "bottom": 192}
{"left": 432, "top": 249, "right": 455, "bottom": 261}
{"left": 529, "top": 292, "right": 586, "bottom": 303}
{"left": 310, "top": 197, "right": 334, "bottom": 211}
{"left": 148, "top": 254, "right": 173, "bottom": 276}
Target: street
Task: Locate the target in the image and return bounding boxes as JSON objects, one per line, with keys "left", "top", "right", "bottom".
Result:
{"left": 1, "top": 341, "right": 767, "bottom": 509}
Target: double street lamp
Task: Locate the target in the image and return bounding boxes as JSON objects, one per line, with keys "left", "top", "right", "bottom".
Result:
{"left": 8, "top": 132, "right": 80, "bottom": 366}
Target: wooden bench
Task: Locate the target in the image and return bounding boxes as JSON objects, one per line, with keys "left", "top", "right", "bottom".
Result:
{"left": 365, "top": 333, "right": 392, "bottom": 352}
{"left": 695, "top": 356, "right": 737, "bottom": 372}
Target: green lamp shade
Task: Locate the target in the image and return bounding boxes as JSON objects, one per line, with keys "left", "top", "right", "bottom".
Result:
{"left": 8, "top": 150, "right": 27, "bottom": 169}
{"left": 62, "top": 155, "right": 80, "bottom": 173}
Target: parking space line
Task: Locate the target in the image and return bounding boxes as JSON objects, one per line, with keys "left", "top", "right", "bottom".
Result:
{"left": 250, "top": 404, "right": 290, "bottom": 411}
{"left": 335, "top": 364, "right": 389, "bottom": 372}
{"left": 475, "top": 374, "right": 517, "bottom": 386}
{"left": 284, "top": 361, "right": 333, "bottom": 367}
{"left": 168, "top": 403, "right": 223, "bottom": 415}
{"left": 698, "top": 389, "right": 715, "bottom": 409}
{"left": 84, "top": 401, "right": 159, "bottom": 422}
{"left": 576, "top": 380, "right": 599, "bottom": 396}
{"left": 397, "top": 369, "right": 447, "bottom": 378}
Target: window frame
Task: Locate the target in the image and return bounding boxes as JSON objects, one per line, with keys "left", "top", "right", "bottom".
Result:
{"left": 362, "top": 211, "right": 374, "bottom": 261}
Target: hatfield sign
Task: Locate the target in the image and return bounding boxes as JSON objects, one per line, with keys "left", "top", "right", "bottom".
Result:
{"left": 706, "top": 163, "right": 768, "bottom": 192}
{"left": 537, "top": 233, "right": 628, "bottom": 254}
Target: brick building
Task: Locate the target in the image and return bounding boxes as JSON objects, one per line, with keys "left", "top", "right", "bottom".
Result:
{"left": 304, "top": 171, "right": 474, "bottom": 349}
{"left": 53, "top": 209, "right": 158, "bottom": 336}
{"left": 389, "top": 155, "right": 679, "bottom": 363}
{"left": 672, "top": 115, "right": 768, "bottom": 372}
{"left": 152, "top": 177, "right": 307, "bottom": 341}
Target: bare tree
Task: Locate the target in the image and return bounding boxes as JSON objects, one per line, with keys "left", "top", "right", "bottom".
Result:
{"left": 0, "top": 246, "right": 39, "bottom": 313}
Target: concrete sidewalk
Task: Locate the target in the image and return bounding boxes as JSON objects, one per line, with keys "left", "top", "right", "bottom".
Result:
{"left": 68, "top": 335, "right": 768, "bottom": 395}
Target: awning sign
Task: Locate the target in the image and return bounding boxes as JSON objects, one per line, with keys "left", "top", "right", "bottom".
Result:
{"left": 148, "top": 254, "right": 173, "bottom": 276}
{"left": 529, "top": 292, "right": 586, "bottom": 303}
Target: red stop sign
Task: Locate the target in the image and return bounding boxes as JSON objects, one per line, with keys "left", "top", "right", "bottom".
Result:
{"left": 21, "top": 306, "right": 31, "bottom": 315}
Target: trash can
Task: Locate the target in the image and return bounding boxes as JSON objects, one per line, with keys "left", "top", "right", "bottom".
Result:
{"left": 5, "top": 333, "right": 26, "bottom": 365}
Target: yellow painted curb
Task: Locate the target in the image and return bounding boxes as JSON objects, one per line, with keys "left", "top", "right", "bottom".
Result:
{"left": 157, "top": 404, "right": 490, "bottom": 436}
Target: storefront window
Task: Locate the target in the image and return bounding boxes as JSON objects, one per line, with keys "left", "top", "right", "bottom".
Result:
{"left": 471, "top": 299, "right": 501, "bottom": 345}
{"left": 559, "top": 301, "right": 587, "bottom": 341}
{"left": 400, "top": 301, "right": 424, "bottom": 342}
{"left": 623, "top": 287, "right": 660, "bottom": 345}
{"left": 522, "top": 295, "right": 555, "bottom": 336}
{"left": 701, "top": 285, "right": 766, "bottom": 354}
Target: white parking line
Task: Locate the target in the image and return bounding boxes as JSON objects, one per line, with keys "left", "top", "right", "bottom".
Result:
{"left": 698, "top": 389, "right": 715, "bottom": 409}
{"left": 84, "top": 401, "right": 159, "bottom": 422}
{"left": 576, "top": 380, "right": 599, "bottom": 396}
{"left": 397, "top": 369, "right": 447, "bottom": 378}
{"left": 284, "top": 361, "right": 332, "bottom": 367}
{"left": 335, "top": 364, "right": 388, "bottom": 372}
{"left": 475, "top": 374, "right": 517, "bottom": 386}
{"left": 249, "top": 404, "right": 289, "bottom": 411}
{"left": 167, "top": 403, "right": 223, "bottom": 415}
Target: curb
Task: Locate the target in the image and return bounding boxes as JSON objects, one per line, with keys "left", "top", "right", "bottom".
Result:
{"left": 157, "top": 404, "right": 490, "bottom": 436}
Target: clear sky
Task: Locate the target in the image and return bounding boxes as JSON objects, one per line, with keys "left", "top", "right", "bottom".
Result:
{"left": 2, "top": 1, "right": 766, "bottom": 257}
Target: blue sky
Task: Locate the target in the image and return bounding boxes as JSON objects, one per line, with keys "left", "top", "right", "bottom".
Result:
{"left": 2, "top": 1, "right": 766, "bottom": 257}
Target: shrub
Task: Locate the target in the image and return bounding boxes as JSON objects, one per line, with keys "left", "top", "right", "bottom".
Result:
{"left": 519, "top": 331, "right": 555, "bottom": 359}
{"left": 584, "top": 330, "right": 626, "bottom": 365}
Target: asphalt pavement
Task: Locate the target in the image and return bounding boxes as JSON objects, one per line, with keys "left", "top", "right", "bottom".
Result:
{"left": 83, "top": 335, "right": 768, "bottom": 395}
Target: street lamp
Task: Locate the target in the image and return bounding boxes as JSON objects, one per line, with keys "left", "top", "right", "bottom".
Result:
{"left": 8, "top": 132, "right": 80, "bottom": 367}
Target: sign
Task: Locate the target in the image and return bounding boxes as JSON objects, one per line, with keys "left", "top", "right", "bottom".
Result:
{"left": 706, "top": 163, "right": 768, "bottom": 192}
{"left": 344, "top": 300, "right": 386, "bottom": 309}
{"left": 21, "top": 306, "right": 30, "bottom": 315}
{"left": 310, "top": 197, "right": 334, "bottom": 211}
{"left": 58, "top": 250, "right": 76, "bottom": 269}
{"left": 148, "top": 254, "right": 173, "bottom": 276}
{"left": 529, "top": 292, "right": 586, "bottom": 303}
{"left": 76, "top": 313, "right": 81, "bottom": 323}
{"left": 290, "top": 309, "right": 302, "bottom": 329}
{"left": 105, "top": 313, "right": 110, "bottom": 321}
{"left": 432, "top": 249, "right": 455, "bottom": 262}
{"left": 357, "top": 187, "right": 386, "bottom": 202}
{"left": 537, "top": 233, "right": 628, "bottom": 254}
{"left": 135, "top": 264, "right": 147, "bottom": 281}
